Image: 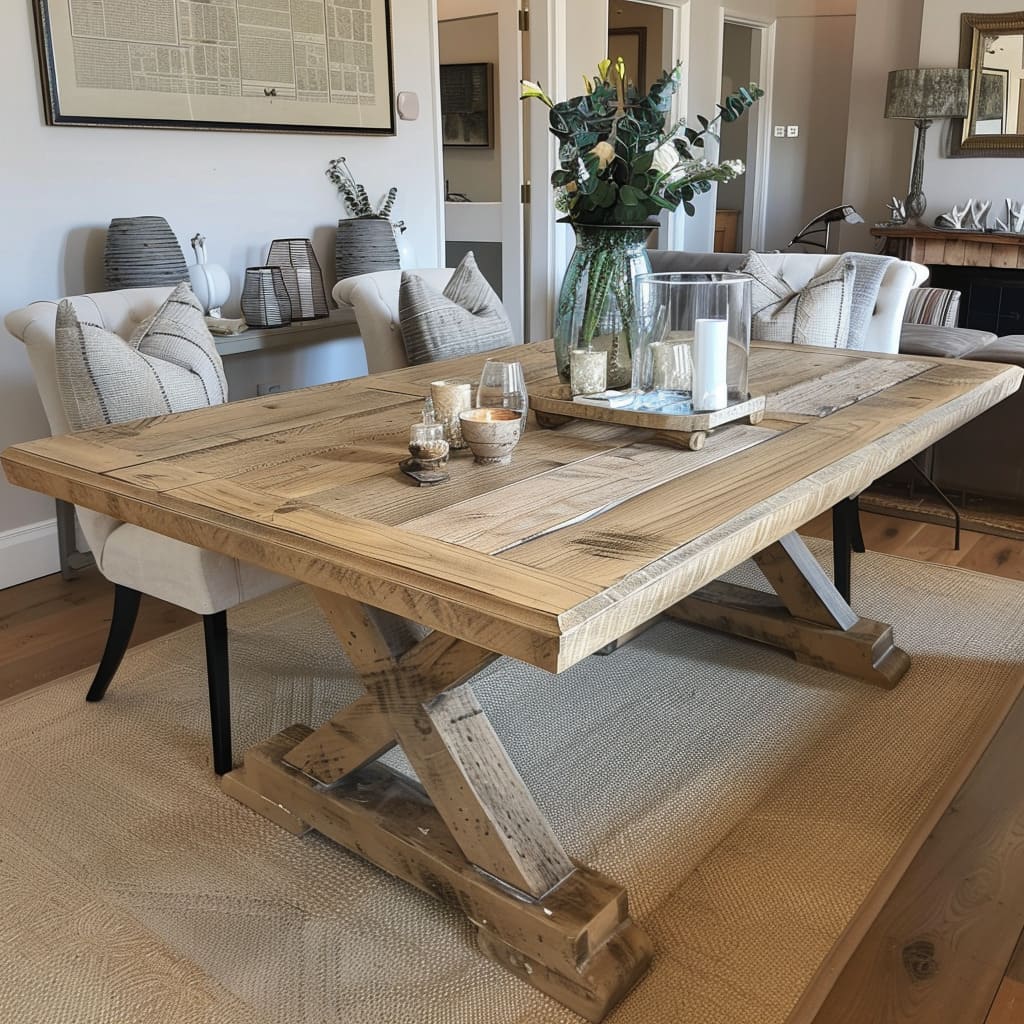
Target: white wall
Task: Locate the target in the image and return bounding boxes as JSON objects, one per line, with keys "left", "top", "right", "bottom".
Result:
{"left": 685, "top": 0, "right": 857, "bottom": 252}
{"left": 839, "top": 0, "right": 923, "bottom": 252}
{"left": 763, "top": 14, "right": 855, "bottom": 250}
{"left": 0, "top": 0, "right": 444, "bottom": 584}
{"left": 918, "top": 0, "right": 1024, "bottom": 217}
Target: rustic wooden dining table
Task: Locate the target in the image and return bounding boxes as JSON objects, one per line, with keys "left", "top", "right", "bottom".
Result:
{"left": 2, "top": 340, "right": 1020, "bottom": 1021}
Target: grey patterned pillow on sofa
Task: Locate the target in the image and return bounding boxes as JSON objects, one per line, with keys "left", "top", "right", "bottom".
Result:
{"left": 742, "top": 251, "right": 855, "bottom": 348}
{"left": 56, "top": 282, "right": 227, "bottom": 431}
{"left": 398, "top": 251, "right": 515, "bottom": 365}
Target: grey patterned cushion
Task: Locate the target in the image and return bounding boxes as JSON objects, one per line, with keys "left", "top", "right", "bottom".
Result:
{"left": 398, "top": 252, "right": 515, "bottom": 365}
{"left": 845, "top": 253, "right": 895, "bottom": 350}
{"left": 742, "top": 251, "right": 855, "bottom": 348}
{"left": 56, "top": 283, "right": 227, "bottom": 431}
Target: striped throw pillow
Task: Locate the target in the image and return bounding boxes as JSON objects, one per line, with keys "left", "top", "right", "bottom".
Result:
{"left": 398, "top": 252, "right": 515, "bottom": 365}
{"left": 743, "top": 252, "right": 855, "bottom": 348}
{"left": 903, "top": 287, "right": 961, "bottom": 328}
{"left": 56, "top": 283, "right": 227, "bottom": 431}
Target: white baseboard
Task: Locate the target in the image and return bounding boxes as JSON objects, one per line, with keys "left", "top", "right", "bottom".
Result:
{"left": 0, "top": 517, "right": 60, "bottom": 589}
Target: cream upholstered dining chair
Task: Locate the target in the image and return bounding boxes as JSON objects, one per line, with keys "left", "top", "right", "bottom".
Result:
{"left": 333, "top": 267, "right": 456, "bottom": 372}
{"left": 5, "top": 286, "right": 289, "bottom": 774}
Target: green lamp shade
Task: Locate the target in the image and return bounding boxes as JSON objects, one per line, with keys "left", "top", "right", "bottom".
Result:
{"left": 884, "top": 68, "right": 970, "bottom": 119}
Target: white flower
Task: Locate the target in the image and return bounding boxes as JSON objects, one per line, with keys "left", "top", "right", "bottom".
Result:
{"left": 665, "top": 158, "right": 711, "bottom": 184}
{"left": 650, "top": 141, "right": 679, "bottom": 176}
{"left": 589, "top": 140, "right": 615, "bottom": 170}
{"left": 722, "top": 158, "right": 745, "bottom": 175}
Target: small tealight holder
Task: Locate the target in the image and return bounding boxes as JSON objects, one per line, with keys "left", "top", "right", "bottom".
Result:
{"left": 430, "top": 379, "right": 473, "bottom": 449}
{"left": 569, "top": 347, "right": 608, "bottom": 396}
{"left": 401, "top": 397, "right": 450, "bottom": 486}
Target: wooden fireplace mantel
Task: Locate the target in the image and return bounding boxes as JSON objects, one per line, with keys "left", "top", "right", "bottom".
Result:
{"left": 871, "top": 226, "right": 1024, "bottom": 269}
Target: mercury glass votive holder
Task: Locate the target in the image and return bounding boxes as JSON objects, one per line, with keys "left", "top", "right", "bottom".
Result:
{"left": 569, "top": 347, "right": 608, "bottom": 396}
{"left": 430, "top": 379, "right": 473, "bottom": 449}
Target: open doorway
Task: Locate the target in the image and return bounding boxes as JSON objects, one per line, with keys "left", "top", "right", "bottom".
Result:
{"left": 436, "top": 1, "right": 524, "bottom": 342}
{"left": 607, "top": 0, "right": 674, "bottom": 249}
{"left": 717, "top": 20, "right": 765, "bottom": 253}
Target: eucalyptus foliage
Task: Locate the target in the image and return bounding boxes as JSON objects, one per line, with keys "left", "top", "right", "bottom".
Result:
{"left": 521, "top": 60, "right": 764, "bottom": 226}
{"left": 326, "top": 157, "right": 405, "bottom": 231}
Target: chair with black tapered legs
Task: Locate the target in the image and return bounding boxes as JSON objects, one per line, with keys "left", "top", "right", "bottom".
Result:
{"left": 6, "top": 286, "right": 288, "bottom": 775}
{"left": 83, "top": 586, "right": 234, "bottom": 775}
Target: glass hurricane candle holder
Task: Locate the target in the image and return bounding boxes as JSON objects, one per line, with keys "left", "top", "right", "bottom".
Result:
{"left": 632, "top": 272, "right": 751, "bottom": 412}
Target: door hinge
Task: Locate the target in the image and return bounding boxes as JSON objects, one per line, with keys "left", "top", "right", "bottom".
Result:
{"left": 521, "top": 182, "right": 531, "bottom": 204}
{"left": 518, "top": 8, "right": 529, "bottom": 31}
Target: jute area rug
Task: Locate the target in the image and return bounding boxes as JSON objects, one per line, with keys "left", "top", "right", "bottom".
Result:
{"left": 2, "top": 541, "right": 1023, "bottom": 1024}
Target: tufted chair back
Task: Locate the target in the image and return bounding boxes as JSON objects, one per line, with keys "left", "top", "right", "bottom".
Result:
{"left": 333, "top": 269, "right": 455, "bottom": 373}
{"left": 6, "top": 286, "right": 175, "bottom": 437}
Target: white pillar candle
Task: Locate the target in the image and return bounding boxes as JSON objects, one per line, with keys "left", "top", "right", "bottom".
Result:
{"left": 570, "top": 348, "right": 608, "bottom": 396}
{"left": 692, "top": 318, "right": 729, "bottom": 411}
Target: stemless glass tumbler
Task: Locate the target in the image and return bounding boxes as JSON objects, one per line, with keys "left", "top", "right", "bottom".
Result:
{"left": 476, "top": 359, "right": 528, "bottom": 425}
{"left": 632, "top": 273, "right": 752, "bottom": 412}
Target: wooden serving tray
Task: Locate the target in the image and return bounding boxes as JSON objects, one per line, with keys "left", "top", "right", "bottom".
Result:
{"left": 529, "top": 384, "right": 765, "bottom": 451}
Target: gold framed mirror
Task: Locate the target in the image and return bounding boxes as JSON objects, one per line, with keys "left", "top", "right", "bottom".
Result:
{"left": 954, "top": 11, "right": 1024, "bottom": 155}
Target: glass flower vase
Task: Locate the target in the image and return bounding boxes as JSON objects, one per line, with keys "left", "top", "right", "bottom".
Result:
{"left": 553, "top": 222, "right": 654, "bottom": 388}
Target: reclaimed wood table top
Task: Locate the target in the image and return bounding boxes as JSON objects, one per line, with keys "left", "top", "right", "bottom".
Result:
{"left": 3, "top": 340, "right": 1020, "bottom": 674}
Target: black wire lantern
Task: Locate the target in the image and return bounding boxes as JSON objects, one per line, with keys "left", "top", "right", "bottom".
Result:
{"left": 266, "top": 238, "right": 329, "bottom": 320}
{"left": 240, "top": 266, "right": 292, "bottom": 328}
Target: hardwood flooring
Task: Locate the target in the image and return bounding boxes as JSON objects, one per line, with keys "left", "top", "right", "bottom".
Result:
{"left": 0, "top": 568, "right": 196, "bottom": 702}
{"left": 1, "top": 509, "right": 1022, "bottom": 1023}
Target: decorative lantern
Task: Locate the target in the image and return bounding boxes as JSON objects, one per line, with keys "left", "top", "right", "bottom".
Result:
{"left": 266, "top": 238, "right": 329, "bottom": 320}
{"left": 240, "top": 267, "right": 292, "bottom": 328}
{"left": 632, "top": 273, "right": 752, "bottom": 412}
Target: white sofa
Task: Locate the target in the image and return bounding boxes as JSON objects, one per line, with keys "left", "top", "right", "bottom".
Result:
{"left": 648, "top": 251, "right": 929, "bottom": 354}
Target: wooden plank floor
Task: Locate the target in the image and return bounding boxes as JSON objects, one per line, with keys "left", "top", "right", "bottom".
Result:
{"left": 1, "top": 510, "right": 1022, "bottom": 1024}
{"left": 0, "top": 568, "right": 196, "bottom": 702}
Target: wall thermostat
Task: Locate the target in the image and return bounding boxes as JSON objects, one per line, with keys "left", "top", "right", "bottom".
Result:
{"left": 397, "top": 92, "right": 420, "bottom": 121}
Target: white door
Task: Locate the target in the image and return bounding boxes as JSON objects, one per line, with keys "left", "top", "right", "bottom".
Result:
{"left": 437, "top": 0, "right": 524, "bottom": 342}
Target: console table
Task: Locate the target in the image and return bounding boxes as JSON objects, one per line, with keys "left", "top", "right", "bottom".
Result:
{"left": 212, "top": 307, "right": 357, "bottom": 356}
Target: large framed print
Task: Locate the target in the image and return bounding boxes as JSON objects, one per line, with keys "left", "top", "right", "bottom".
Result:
{"left": 32, "top": 0, "right": 395, "bottom": 134}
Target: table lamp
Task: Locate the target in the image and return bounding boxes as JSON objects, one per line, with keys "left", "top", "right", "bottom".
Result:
{"left": 884, "top": 68, "right": 970, "bottom": 222}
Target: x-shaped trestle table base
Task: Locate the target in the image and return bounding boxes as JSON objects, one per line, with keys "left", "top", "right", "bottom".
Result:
{"left": 223, "top": 532, "right": 908, "bottom": 1021}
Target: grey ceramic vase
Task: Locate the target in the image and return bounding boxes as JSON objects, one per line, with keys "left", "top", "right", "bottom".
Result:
{"left": 104, "top": 216, "right": 188, "bottom": 290}
{"left": 335, "top": 216, "right": 400, "bottom": 281}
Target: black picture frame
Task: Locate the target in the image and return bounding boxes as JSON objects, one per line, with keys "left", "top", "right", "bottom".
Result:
{"left": 440, "top": 62, "right": 494, "bottom": 148}
{"left": 31, "top": 0, "right": 396, "bottom": 135}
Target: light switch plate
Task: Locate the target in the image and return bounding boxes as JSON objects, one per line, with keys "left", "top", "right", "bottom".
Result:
{"left": 774, "top": 125, "right": 785, "bottom": 138}
{"left": 787, "top": 125, "right": 799, "bottom": 137}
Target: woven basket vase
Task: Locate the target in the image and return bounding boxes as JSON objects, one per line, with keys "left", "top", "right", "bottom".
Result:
{"left": 335, "top": 217, "right": 400, "bottom": 281}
